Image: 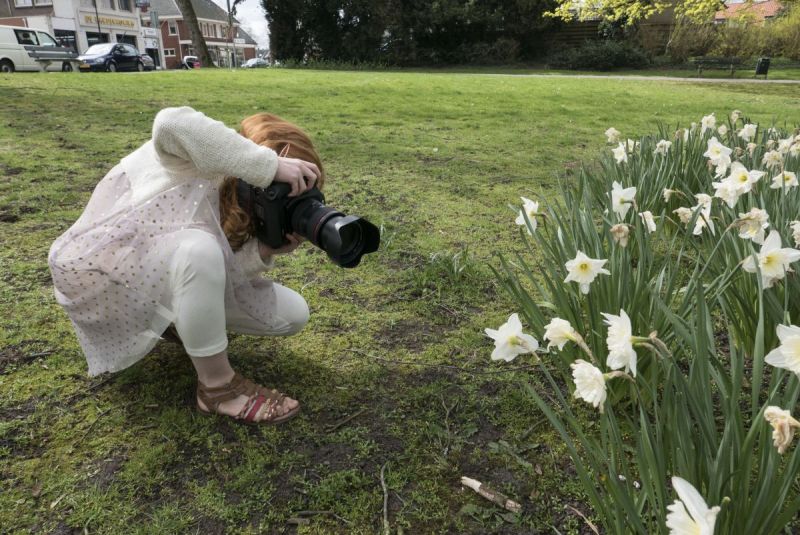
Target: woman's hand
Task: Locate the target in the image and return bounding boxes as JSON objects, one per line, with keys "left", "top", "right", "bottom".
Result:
{"left": 274, "top": 156, "right": 320, "bottom": 197}
{"left": 258, "top": 233, "right": 305, "bottom": 261}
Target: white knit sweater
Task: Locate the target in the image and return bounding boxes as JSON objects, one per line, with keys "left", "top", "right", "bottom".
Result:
{"left": 117, "top": 106, "right": 277, "bottom": 278}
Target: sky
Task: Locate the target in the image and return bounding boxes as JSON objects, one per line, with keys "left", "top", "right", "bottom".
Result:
{"left": 210, "top": 0, "right": 269, "bottom": 48}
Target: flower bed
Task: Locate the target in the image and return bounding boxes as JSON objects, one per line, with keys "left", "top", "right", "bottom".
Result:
{"left": 489, "top": 112, "right": 800, "bottom": 533}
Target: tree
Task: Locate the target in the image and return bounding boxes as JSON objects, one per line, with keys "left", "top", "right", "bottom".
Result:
{"left": 173, "top": 0, "right": 215, "bottom": 67}
{"left": 548, "top": 0, "right": 721, "bottom": 25}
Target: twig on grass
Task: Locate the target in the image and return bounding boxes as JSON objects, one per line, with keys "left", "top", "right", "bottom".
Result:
{"left": 326, "top": 408, "right": 366, "bottom": 432}
{"left": 81, "top": 401, "right": 134, "bottom": 439}
{"left": 564, "top": 504, "right": 600, "bottom": 535}
{"left": 294, "top": 510, "right": 352, "bottom": 525}
{"left": 460, "top": 476, "right": 522, "bottom": 513}
{"left": 380, "top": 462, "right": 390, "bottom": 535}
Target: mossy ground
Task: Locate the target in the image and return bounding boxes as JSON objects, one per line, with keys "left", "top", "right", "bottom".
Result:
{"left": 1, "top": 70, "right": 799, "bottom": 534}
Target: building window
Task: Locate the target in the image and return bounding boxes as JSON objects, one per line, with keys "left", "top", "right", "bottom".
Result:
{"left": 33, "top": 0, "right": 53, "bottom": 5}
{"left": 55, "top": 30, "right": 77, "bottom": 52}
{"left": 85, "top": 32, "right": 109, "bottom": 48}
{"left": 14, "top": 0, "right": 33, "bottom": 7}
{"left": 117, "top": 0, "right": 131, "bottom": 10}
{"left": 213, "top": 25, "right": 219, "bottom": 38}
{"left": 164, "top": 48, "right": 175, "bottom": 56}
{"left": 98, "top": 0, "right": 114, "bottom": 9}
{"left": 168, "top": 21, "right": 177, "bottom": 35}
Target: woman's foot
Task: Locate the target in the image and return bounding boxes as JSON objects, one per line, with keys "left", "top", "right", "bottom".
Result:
{"left": 196, "top": 371, "right": 300, "bottom": 424}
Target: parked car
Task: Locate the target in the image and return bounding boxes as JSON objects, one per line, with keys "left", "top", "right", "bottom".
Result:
{"left": 77, "top": 43, "right": 147, "bottom": 72}
{"left": 242, "top": 57, "right": 267, "bottom": 68}
{"left": 0, "top": 24, "right": 78, "bottom": 73}
{"left": 181, "top": 55, "right": 200, "bottom": 69}
{"left": 140, "top": 53, "right": 155, "bottom": 71}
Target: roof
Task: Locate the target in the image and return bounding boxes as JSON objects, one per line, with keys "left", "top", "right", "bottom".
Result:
{"left": 147, "top": 0, "right": 239, "bottom": 23}
{"left": 236, "top": 26, "right": 256, "bottom": 45}
{"left": 715, "top": 0, "right": 784, "bottom": 21}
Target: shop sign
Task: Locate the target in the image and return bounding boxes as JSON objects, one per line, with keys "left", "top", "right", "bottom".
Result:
{"left": 233, "top": 38, "right": 245, "bottom": 44}
{"left": 83, "top": 14, "right": 136, "bottom": 28}
{"left": 143, "top": 37, "right": 157, "bottom": 48}
{"left": 142, "top": 27, "right": 158, "bottom": 37}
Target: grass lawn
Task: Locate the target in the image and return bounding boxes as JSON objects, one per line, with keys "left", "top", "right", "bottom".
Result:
{"left": 2, "top": 69, "right": 800, "bottom": 534}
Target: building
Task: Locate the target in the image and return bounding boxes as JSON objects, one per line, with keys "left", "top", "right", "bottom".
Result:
{"left": 0, "top": 0, "right": 145, "bottom": 54}
{"left": 715, "top": 0, "right": 784, "bottom": 23}
{"left": 141, "top": 0, "right": 255, "bottom": 69}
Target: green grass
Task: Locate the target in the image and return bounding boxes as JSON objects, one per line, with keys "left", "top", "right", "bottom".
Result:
{"left": 1, "top": 69, "right": 800, "bottom": 534}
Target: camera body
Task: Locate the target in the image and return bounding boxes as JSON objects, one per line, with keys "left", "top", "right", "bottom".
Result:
{"left": 235, "top": 179, "right": 379, "bottom": 268}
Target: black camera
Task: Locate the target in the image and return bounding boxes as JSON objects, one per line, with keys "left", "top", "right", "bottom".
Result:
{"left": 235, "top": 179, "right": 380, "bottom": 268}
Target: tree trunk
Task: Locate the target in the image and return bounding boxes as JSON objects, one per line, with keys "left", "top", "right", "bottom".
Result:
{"left": 173, "top": 0, "right": 215, "bottom": 68}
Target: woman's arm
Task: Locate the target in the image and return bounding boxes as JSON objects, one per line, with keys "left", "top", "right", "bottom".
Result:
{"left": 152, "top": 106, "right": 278, "bottom": 188}
{"left": 234, "top": 238, "right": 275, "bottom": 279}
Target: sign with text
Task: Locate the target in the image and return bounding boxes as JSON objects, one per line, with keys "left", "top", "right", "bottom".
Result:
{"left": 83, "top": 14, "right": 136, "bottom": 28}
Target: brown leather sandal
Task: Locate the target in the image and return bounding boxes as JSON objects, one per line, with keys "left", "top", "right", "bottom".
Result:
{"left": 196, "top": 372, "right": 300, "bottom": 424}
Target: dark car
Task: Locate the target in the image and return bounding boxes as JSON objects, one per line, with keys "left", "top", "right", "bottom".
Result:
{"left": 140, "top": 53, "right": 155, "bottom": 71}
{"left": 77, "top": 43, "right": 147, "bottom": 72}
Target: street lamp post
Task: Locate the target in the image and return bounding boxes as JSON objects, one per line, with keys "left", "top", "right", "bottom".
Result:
{"left": 92, "top": 0, "right": 103, "bottom": 41}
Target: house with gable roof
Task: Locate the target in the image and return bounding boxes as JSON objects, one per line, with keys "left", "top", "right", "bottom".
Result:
{"left": 141, "top": 0, "right": 255, "bottom": 69}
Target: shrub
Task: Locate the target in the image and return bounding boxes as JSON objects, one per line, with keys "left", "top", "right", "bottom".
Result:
{"left": 547, "top": 40, "right": 651, "bottom": 70}
{"left": 665, "top": 17, "right": 717, "bottom": 62}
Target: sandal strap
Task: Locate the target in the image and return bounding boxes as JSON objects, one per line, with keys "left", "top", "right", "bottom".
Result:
{"left": 197, "top": 372, "right": 289, "bottom": 422}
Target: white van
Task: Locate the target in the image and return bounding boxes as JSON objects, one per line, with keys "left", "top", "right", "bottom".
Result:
{"left": 0, "top": 24, "right": 78, "bottom": 73}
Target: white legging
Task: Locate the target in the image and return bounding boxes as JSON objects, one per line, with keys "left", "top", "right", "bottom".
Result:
{"left": 169, "top": 229, "right": 309, "bottom": 357}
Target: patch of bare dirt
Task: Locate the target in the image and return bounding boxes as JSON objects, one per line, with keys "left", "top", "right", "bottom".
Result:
{"left": 0, "top": 339, "right": 53, "bottom": 373}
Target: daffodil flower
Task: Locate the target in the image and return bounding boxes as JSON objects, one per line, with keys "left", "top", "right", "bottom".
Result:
{"left": 701, "top": 113, "right": 716, "bottom": 134}
{"left": 777, "top": 137, "right": 794, "bottom": 154}
{"left": 742, "top": 231, "right": 800, "bottom": 288}
{"left": 673, "top": 207, "right": 693, "bottom": 225}
{"left": 730, "top": 110, "right": 742, "bottom": 122}
{"left": 602, "top": 309, "right": 639, "bottom": 377}
{"left": 570, "top": 360, "right": 607, "bottom": 412}
{"left": 612, "top": 142, "right": 628, "bottom": 164}
{"left": 639, "top": 211, "right": 656, "bottom": 233}
{"left": 727, "top": 162, "right": 764, "bottom": 193}
{"left": 515, "top": 196, "right": 540, "bottom": 234}
{"left": 770, "top": 171, "right": 798, "bottom": 189}
{"left": 485, "top": 313, "right": 539, "bottom": 362}
{"left": 543, "top": 318, "right": 579, "bottom": 350}
{"left": 764, "top": 406, "right": 800, "bottom": 454}
{"left": 564, "top": 251, "right": 610, "bottom": 294}
{"left": 703, "top": 137, "right": 732, "bottom": 176}
{"left": 738, "top": 123, "right": 758, "bottom": 141}
{"left": 712, "top": 178, "right": 742, "bottom": 209}
{"left": 737, "top": 207, "right": 769, "bottom": 244}
{"left": 765, "top": 323, "right": 800, "bottom": 376}
{"left": 762, "top": 150, "right": 783, "bottom": 169}
{"left": 791, "top": 221, "right": 800, "bottom": 247}
{"left": 717, "top": 124, "right": 728, "bottom": 136}
{"left": 610, "top": 181, "right": 636, "bottom": 220}
{"left": 665, "top": 477, "right": 720, "bottom": 535}
{"left": 605, "top": 127, "right": 621, "bottom": 143}
{"left": 654, "top": 140, "right": 672, "bottom": 156}
{"left": 610, "top": 223, "right": 630, "bottom": 247}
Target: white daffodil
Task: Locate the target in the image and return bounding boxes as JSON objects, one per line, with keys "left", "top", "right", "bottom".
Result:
{"left": 485, "top": 313, "right": 539, "bottom": 362}
{"left": 639, "top": 211, "right": 656, "bottom": 233}
{"left": 737, "top": 207, "right": 769, "bottom": 245}
{"left": 762, "top": 150, "right": 783, "bottom": 169}
{"left": 742, "top": 231, "right": 800, "bottom": 288}
{"left": 612, "top": 142, "right": 628, "bottom": 164}
{"left": 602, "top": 309, "right": 638, "bottom": 377}
{"left": 695, "top": 193, "right": 712, "bottom": 209}
{"left": 605, "top": 127, "right": 621, "bottom": 143}
{"left": 654, "top": 139, "right": 672, "bottom": 156}
{"left": 666, "top": 477, "right": 720, "bottom": 535}
{"left": 791, "top": 221, "right": 800, "bottom": 247}
{"left": 703, "top": 137, "right": 733, "bottom": 176}
{"left": 777, "top": 138, "right": 794, "bottom": 155}
{"left": 727, "top": 162, "right": 765, "bottom": 193}
{"left": 739, "top": 123, "right": 758, "bottom": 141}
{"left": 611, "top": 181, "right": 636, "bottom": 220}
{"left": 626, "top": 139, "right": 640, "bottom": 152}
{"left": 674, "top": 207, "right": 694, "bottom": 224}
{"left": 790, "top": 143, "right": 800, "bottom": 157}
{"left": 515, "top": 196, "right": 540, "bottom": 234}
{"left": 747, "top": 142, "right": 758, "bottom": 156}
{"left": 712, "top": 178, "right": 742, "bottom": 209}
{"left": 663, "top": 188, "right": 676, "bottom": 202}
{"left": 765, "top": 323, "right": 800, "bottom": 376}
{"left": 767, "top": 139, "right": 776, "bottom": 149}
{"left": 570, "top": 359, "right": 607, "bottom": 413}
{"left": 770, "top": 171, "right": 798, "bottom": 189}
{"left": 610, "top": 223, "right": 630, "bottom": 247}
{"left": 543, "top": 318, "right": 579, "bottom": 350}
{"left": 731, "top": 110, "right": 742, "bottom": 122}
{"left": 764, "top": 406, "right": 800, "bottom": 454}
{"left": 701, "top": 113, "right": 716, "bottom": 134}
{"left": 564, "top": 251, "right": 610, "bottom": 295}
{"left": 717, "top": 124, "right": 728, "bottom": 136}
{"left": 693, "top": 205, "right": 714, "bottom": 236}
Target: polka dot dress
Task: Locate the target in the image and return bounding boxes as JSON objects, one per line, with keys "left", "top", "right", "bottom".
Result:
{"left": 48, "top": 167, "right": 277, "bottom": 376}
